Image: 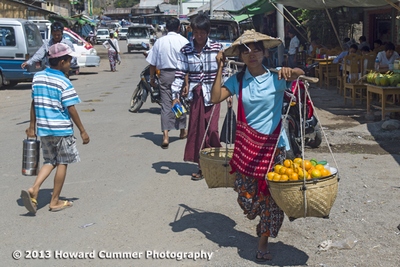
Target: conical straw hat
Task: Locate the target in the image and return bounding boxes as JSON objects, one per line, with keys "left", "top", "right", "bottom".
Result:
{"left": 224, "top": 29, "right": 282, "bottom": 57}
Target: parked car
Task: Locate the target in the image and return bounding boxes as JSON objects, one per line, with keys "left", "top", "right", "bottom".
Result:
{"left": 63, "top": 28, "right": 100, "bottom": 68}
{"left": 126, "top": 25, "right": 154, "bottom": 53}
{"left": 118, "top": 27, "right": 128, "bottom": 40}
{"left": 96, "top": 28, "right": 109, "bottom": 44}
{"left": 0, "top": 18, "right": 45, "bottom": 88}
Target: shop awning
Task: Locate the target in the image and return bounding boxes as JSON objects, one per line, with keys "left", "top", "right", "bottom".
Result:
{"left": 233, "top": 13, "right": 255, "bottom": 22}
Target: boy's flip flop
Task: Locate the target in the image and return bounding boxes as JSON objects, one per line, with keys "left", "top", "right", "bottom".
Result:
{"left": 49, "top": 200, "right": 73, "bottom": 212}
{"left": 20, "top": 190, "right": 37, "bottom": 214}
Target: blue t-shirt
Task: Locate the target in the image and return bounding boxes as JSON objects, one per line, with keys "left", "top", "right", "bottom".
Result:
{"left": 32, "top": 68, "right": 81, "bottom": 137}
{"left": 223, "top": 67, "right": 290, "bottom": 150}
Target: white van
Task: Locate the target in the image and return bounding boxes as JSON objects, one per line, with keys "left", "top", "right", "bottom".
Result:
{"left": 0, "top": 18, "right": 44, "bottom": 88}
{"left": 96, "top": 28, "right": 110, "bottom": 44}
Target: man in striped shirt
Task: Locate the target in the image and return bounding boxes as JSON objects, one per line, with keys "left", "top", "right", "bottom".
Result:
{"left": 171, "top": 14, "right": 223, "bottom": 181}
{"left": 21, "top": 43, "right": 90, "bottom": 214}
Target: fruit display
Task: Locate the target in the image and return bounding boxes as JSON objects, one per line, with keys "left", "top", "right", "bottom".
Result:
{"left": 267, "top": 158, "right": 334, "bottom": 182}
{"left": 366, "top": 70, "right": 400, "bottom": 87}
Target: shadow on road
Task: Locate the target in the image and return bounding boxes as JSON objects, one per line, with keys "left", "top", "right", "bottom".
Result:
{"left": 170, "top": 204, "right": 309, "bottom": 265}
{"left": 152, "top": 161, "right": 197, "bottom": 176}
{"left": 131, "top": 131, "right": 183, "bottom": 146}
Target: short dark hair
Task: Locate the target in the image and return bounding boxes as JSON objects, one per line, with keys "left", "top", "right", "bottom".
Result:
{"left": 48, "top": 54, "right": 71, "bottom": 67}
{"left": 361, "top": 46, "right": 370, "bottom": 53}
{"left": 51, "top": 21, "right": 64, "bottom": 33}
{"left": 343, "top": 37, "right": 350, "bottom": 43}
{"left": 190, "top": 14, "right": 210, "bottom": 33}
{"left": 385, "top": 42, "right": 395, "bottom": 51}
{"left": 109, "top": 32, "right": 114, "bottom": 38}
{"left": 349, "top": 44, "right": 358, "bottom": 51}
{"left": 166, "top": 17, "right": 180, "bottom": 32}
{"left": 288, "top": 29, "right": 296, "bottom": 35}
{"left": 374, "top": 39, "right": 382, "bottom": 45}
{"left": 359, "top": 36, "right": 366, "bottom": 42}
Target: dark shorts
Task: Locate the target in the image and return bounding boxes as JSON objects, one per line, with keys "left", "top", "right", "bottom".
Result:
{"left": 41, "top": 136, "right": 80, "bottom": 165}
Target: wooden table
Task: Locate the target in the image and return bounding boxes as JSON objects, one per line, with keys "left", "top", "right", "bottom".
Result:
{"left": 313, "top": 58, "right": 334, "bottom": 88}
{"left": 366, "top": 84, "right": 400, "bottom": 119}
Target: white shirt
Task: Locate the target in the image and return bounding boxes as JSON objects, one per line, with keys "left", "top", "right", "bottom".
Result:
{"left": 146, "top": 31, "right": 188, "bottom": 69}
{"left": 376, "top": 50, "right": 399, "bottom": 67}
{"left": 103, "top": 38, "right": 119, "bottom": 52}
{"left": 288, "top": 35, "right": 300, "bottom": 55}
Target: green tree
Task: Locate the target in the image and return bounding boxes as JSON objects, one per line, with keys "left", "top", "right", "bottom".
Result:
{"left": 114, "top": 0, "right": 140, "bottom": 8}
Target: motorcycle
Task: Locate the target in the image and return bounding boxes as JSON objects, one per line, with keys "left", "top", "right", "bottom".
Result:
{"left": 129, "top": 52, "right": 190, "bottom": 113}
{"left": 85, "top": 35, "right": 96, "bottom": 46}
{"left": 129, "top": 64, "right": 161, "bottom": 113}
{"left": 282, "top": 73, "right": 322, "bottom": 159}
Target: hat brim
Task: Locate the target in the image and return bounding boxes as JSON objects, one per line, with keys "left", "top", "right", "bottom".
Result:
{"left": 224, "top": 30, "right": 282, "bottom": 57}
{"left": 48, "top": 50, "right": 80, "bottom": 59}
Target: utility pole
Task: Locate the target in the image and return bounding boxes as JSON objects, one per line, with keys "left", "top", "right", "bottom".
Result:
{"left": 277, "top": 4, "right": 285, "bottom": 66}
{"left": 210, "top": 0, "right": 213, "bottom": 18}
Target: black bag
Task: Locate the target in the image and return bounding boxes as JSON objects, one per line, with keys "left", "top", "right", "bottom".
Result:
{"left": 220, "top": 106, "right": 236, "bottom": 144}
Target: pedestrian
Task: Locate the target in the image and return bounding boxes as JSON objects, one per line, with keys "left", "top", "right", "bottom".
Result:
{"left": 146, "top": 17, "right": 188, "bottom": 148}
{"left": 375, "top": 42, "right": 399, "bottom": 70}
{"left": 287, "top": 28, "right": 300, "bottom": 68}
{"left": 358, "top": 35, "right": 370, "bottom": 51}
{"left": 21, "top": 21, "right": 78, "bottom": 76}
{"left": 103, "top": 32, "right": 120, "bottom": 72}
{"left": 171, "top": 14, "right": 223, "bottom": 181}
{"left": 211, "top": 30, "right": 304, "bottom": 261}
{"left": 20, "top": 43, "right": 90, "bottom": 214}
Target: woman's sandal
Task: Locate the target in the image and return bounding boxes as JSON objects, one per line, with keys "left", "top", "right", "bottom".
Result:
{"left": 191, "top": 170, "right": 203, "bottom": 181}
{"left": 255, "top": 250, "right": 272, "bottom": 262}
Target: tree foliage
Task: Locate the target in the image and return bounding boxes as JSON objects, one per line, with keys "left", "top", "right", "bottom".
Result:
{"left": 292, "top": 7, "right": 363, "bottom": 48}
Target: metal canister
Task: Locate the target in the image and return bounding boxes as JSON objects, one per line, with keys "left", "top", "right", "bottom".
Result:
{"left": 22, "top": 137, "right": 40, "bottom": 176}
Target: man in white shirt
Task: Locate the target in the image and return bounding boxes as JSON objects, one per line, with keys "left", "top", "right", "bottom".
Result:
{"left": 288, "top": 29, "right": 300, "bottom": 68}
{"left": 146, "top": 17, "right": 188, "bottom": 148}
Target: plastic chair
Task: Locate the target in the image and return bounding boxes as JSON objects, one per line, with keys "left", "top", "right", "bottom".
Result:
{"left": 343, "top": 54, "right": 367, "bottom": 106}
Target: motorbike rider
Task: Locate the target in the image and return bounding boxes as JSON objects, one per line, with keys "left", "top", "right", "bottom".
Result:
{"left": 88, "top": 31, "right": 96, "bottom": 44}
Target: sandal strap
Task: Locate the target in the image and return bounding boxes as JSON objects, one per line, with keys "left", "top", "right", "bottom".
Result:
{"left": 31, "top": 198, "right": 37, "bottom": 205}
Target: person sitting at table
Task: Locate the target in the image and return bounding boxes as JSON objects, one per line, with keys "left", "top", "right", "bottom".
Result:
{"left": 360, "top": 46, "right": 371, "bottom": 55}
{"left": 375, "top": 42, "right": 399, "bottom": 70}
{"left": 333, "top": 44, "right": 358, "bottom": 64}
{"left": 358, "top": 36, "right": 370, "bottom": 51}
{"left": 373, "top": 39, "right": 384, "bottom": 54}
{"left": 306, "top": 38, "right": 326, "bottom": 64}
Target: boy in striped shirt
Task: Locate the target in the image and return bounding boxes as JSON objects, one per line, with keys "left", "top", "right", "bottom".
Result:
{"left": 21, "top": 43, "right": 90, "bottom": 214}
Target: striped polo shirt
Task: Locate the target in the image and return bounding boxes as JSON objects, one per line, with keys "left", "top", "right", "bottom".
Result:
{"left": 171, "top": 38, "right": 223, "bottom": 106}
{"left": 32, "top": 68, "right": 81, "bottom": 137}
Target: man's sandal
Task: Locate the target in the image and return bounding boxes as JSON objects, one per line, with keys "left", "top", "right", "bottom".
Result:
{"left": 255, "top": 250, "right": 272, "bottom": 262}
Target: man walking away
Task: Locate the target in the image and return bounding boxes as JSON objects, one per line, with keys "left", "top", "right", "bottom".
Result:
{"left": 146, "top": 17, "right": 188, "bottom": 149}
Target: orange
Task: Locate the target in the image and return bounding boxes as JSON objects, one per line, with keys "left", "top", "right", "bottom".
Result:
{"left": 279, "top": 166, "right": 287, "bottom": 175}
{"left": 267, "top": 172, "right": 275, "bottom": 180}
{"left": 283, "top": 159, "right": 293, "bottom": 168}
{"left": 297, "top": 168, "right": 305, "bottom": 179}
{"left": 315, "top": 164, "right": 325, "bottom": 171}
{"left": 320, "top": 169, "right": 331, "bottom": 177}
{"left": 303, "top": 160, "right": 313, "bottom": 171}
{"left": 274, "top": 164, "right": 283, "bottom": 173}
{"left": 290, "top": 173, "right": 299, "bottom": 181}
{"left": 280, "top": 174, "right": 289, "bottom": 181}
{"left": 311, "top": 169, "right": 322, "bottom": 178}
{"left": 293, "top": 158, "right": 302, "bottom": 164}
{"left": 273, "top": 174, "right": 281, "bottom": 181}
{"left": 285, "top": 168, "right": 294, "bottom": 176}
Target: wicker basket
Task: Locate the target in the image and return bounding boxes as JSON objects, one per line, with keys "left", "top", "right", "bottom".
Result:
{"left": 199, "top": 147, "right": 236, "bottom": 188}
{"left": 268, "top": 168, "right": 339, "bottom": 221}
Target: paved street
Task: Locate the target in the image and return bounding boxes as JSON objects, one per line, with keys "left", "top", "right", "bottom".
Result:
{"left": 1, "top": 41, "right": 399, "bottom": 267}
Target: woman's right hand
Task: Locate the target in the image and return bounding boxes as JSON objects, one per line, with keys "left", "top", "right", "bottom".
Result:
{"left": 216, "top": 51, "right": 225, "bottom": 68}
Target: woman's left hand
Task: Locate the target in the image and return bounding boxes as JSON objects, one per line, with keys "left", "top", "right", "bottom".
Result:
{"left": 278, "top": 67, "right": 293, "bottom": 80}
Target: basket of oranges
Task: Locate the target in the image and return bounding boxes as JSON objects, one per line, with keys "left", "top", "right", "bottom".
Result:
{"left": 267, "top": 158, "right": 339, "bottom": 221}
